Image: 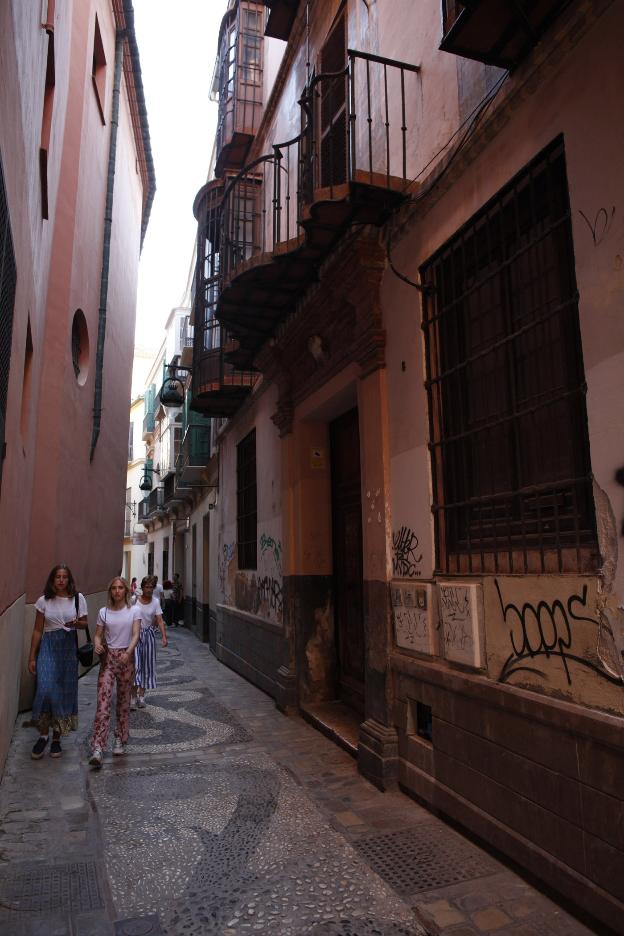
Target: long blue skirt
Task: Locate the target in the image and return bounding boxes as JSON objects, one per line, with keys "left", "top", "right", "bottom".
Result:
{"left": 31, "top": 629, "right": 78, "bottom": 735}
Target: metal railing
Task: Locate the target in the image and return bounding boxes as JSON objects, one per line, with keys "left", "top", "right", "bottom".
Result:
{"left": 147, "top": 486, "right": 165, "bottom": 515}
{"left": 219, "top": 49, "right": 419, "bottom": 283}
{"left": 180, "top": 317, "right": 194, "bottom": 349}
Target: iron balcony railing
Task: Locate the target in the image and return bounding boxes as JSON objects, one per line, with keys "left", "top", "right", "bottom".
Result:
{"left": 192, "top": 178, "right": 258, "bottom": 411}
{"left": 147, "top": 486, "right": 165, "bottom": 515}
{"left": 180, "top": 317, "right": 194, "bottom": 350}
{"left": 138, "top": 497, "right": 150, "bottom": 523}
{"left": 220, "top": 49, "right": 420, "bottom": 284}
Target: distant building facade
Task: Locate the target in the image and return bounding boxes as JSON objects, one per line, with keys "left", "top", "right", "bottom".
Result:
{"left": 0, "top": 0, "right": 154, "bottom": 774}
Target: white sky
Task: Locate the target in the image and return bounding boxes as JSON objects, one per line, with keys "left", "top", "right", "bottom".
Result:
{"left": 132, "top": 0, "right": 226, "bottom": 352}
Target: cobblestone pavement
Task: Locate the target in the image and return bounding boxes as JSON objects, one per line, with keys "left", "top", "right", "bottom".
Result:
{"left": 0, "top": 630, "right": 600, "bottom": 936}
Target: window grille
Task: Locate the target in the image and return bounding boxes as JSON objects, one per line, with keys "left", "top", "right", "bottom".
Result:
{"left": 0, "top": 156, "right": 17, "bottom": 491}
{"left": 237, "top": 428, "right": 257, "bottom": 570}
{"left": 421, "top": 138, "right": 596, "bottom": 575}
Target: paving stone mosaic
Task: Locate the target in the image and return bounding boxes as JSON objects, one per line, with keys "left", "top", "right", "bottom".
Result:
{"left": 0, "top": 629, "right": 599, "bottom": 936}
{"left": 94, "top": 751, "right": 424, "bottom": 935}
{"left": 353, "top": 825, "right": 499, "bottom": 896}
{"left": 0, "top": 859, "right": 103, "bottom": 912}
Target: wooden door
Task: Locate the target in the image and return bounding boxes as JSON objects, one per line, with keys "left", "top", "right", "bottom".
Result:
{"left": 330, "top": 408, "right": 365, "bottom": 713}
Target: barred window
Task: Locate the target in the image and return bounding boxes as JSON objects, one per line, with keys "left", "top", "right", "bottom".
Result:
{"left": 237, "top": 428, "right": 257, "bottom": 570}
{"left": 0, "top": 156, "right": 17, "bottom": 492}
{"left": 421, "top": 138, "right": 596, "bottom": 575}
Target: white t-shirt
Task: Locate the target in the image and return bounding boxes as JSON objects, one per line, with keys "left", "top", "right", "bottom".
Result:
{"left": 97, "top": 606, "right": 140, "bottom": 649}
{"left": 35, "top": 594, "right": 88, "bottom": 633}
{"left": 153, "top": 583, "right": 164, "bottom": 605}
{"left": 134, "top": 597, "right": 162, "bottom": 630}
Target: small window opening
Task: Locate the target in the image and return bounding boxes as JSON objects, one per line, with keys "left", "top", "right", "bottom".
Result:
{"left": 20, "top": 320, "right": 34, "bottom": 439}
{"left": 416, "top": 702, "right": 433, "bottom": 743}
{"left": 92, "top": 16, "right": 107, "bottom": 124}
{"left": 71, "top": 310, "right": 89, "bottom": 385}
{"left": 40, "top": 29, "right": 55, "bottom": 219}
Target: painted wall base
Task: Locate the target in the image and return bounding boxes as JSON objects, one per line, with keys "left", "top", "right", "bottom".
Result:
{"left": 392, "top": 651, "right": 624, "bottom": 933}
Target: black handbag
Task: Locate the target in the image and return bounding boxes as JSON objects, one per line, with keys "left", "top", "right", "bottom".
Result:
{"left": 74, "top": 594, "right": 94, "bottom": 667}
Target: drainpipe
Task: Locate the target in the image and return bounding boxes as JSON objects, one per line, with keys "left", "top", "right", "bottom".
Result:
{"left": 90, "top": 30, "right": 125, "bottom": 461}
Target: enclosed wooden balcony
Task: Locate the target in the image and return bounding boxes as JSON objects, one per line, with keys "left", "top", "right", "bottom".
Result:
{"left": 216, "top": 49, "right": 419, "bottom": 368}
{"left": 263, "top": 0, "right": 299, "bottom": 39}
{"left": 176, "top": 424, "right": 212, "bottom": 486}
{"left": 214, "top": 1, "right": 266, "bottom": 176}
{"left": 191, "top": 179, "right": 258, "bottom": 417}
{"left": 439, "top": 0, "right": 573, "bottom": 70}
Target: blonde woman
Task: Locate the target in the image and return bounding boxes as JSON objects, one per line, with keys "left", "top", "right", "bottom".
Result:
{"left": 89, "top": 577, "right": 140, "bottom": 768}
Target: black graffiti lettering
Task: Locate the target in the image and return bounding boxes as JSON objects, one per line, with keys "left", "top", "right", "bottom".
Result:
{"left": 496, "top": 580, "right": 620, "bottom": 686}
{"left": 256, "top": 576, "right": 283, "bottom": 616}
{"left": 392, "top": 526, "right": 423, "bottom": 578}
{"left": 578, "top": 206, "right": 615, "bottom": 247}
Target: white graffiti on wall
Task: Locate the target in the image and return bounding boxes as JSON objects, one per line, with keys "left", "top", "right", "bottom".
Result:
{"left": 392, "top": 584, "right": 433, "bottom": 654}
{"left": 438, "top": 583, "right": 484, "bottom": 668}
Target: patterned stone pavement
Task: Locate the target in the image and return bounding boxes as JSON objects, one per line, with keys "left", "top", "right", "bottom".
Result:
{"left": 0, "top": 631, "right": 601, "bottom": 936}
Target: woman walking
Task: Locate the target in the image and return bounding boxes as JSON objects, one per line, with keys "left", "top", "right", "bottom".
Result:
{"left": 28, "top": 564, "right": 88, "bottom": 759}
{"left": 132, "top": 575, "right": 167, "bottom": 709}
{"left": 89, "top": 577, "right": 140, "bottom": 768}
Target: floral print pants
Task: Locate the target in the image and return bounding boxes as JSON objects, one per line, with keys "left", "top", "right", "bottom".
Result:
{"left": 91, "top": 649, "right": 134, "bottom": 750}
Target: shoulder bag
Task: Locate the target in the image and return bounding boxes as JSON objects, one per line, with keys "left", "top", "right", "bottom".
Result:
{"left": 74, "top": 594, "right": 94, "bottom": 667}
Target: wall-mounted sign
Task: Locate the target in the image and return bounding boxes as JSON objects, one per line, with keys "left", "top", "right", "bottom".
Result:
{"left": 132, "top": 532, "right": 147, "bottom": 545}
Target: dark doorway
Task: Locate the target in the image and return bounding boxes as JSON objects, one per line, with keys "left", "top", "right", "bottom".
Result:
{"left": 330, "top": 407, "right": 365, "bottom": 714}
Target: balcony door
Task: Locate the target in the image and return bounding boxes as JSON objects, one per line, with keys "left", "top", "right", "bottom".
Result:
{"left": 319, "top": 11, "right": 347, "bottom": 189}
{"left": 330, "top": 408, "right": 365, "bottom": 714}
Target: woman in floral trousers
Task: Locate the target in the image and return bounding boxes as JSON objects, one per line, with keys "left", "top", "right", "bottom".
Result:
{"left": 89, "top": 577, "right": 140, "bottom": 768}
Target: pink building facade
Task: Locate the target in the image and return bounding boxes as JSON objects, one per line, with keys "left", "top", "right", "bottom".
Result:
{"left": 0, "top": 0, "right": 154, "bottom": 774}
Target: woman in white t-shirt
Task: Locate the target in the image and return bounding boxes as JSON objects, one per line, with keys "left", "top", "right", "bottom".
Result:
{"left": 131, "top": 575, "right": 167, "bottom": 709}
{"left": 89, "top": 577, "right": 140, "bottom": 768}
{"left": 28, "top": 564, "right": 88, "bottom": 760}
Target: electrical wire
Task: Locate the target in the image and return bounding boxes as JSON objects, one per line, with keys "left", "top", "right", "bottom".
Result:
{"left": 387, "top": 69, "right": 510, "bottom": 290}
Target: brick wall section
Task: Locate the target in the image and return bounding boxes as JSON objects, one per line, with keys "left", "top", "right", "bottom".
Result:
{"left": 391, "top": 653, "right": 624, "bottom": 933}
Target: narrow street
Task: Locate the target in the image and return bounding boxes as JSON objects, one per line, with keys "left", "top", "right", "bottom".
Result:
{"left": 0, "top": 631, "right": 597, "bottom": 936}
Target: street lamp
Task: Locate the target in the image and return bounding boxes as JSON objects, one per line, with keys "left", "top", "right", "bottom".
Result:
{"left": 138, "top": 465, "right": 163, "bottom": 492}
{"left": 159, "top": 363, "right": 192, "bottom": 409}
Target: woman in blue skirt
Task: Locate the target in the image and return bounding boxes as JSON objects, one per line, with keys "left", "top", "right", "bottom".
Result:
{"left": 131, "top": 575, "right": 167, "bottom": 709}
{"left": 28, "top": 564, "right": 88, "bottom": 759}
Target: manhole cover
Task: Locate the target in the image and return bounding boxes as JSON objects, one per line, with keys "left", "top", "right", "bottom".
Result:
{"left": 114, "top": 915, "right": 164, "bottom": 935}
{"left": 0, "top": 860, "right": 104, "bottom": 912}
{"left": 354, "top": 823, "right": 498, "bottom": 895}
{"left": 307, "top": 920, "right": 421, "bottom": 935}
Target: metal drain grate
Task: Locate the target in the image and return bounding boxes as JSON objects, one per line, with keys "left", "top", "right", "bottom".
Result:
{"left": 0, "top": 860, "right": 104, "bottom": 912}
{"left": 354, "top": 823, "right": 498, "bottom": 895}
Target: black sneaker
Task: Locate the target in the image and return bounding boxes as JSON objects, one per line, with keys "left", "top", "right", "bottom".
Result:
{"left": 50, "top": 739, "right": 62, "bottom": 758}
{"left": 31, "top": 737, "right": 48, "bottom": 759}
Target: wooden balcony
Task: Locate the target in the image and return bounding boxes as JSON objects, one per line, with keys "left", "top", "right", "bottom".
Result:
{"left": 191, "top": 179, "right": 258, "bottom": 416}
{"left": 216, "top": 50, "right": 419, "bottom": 368}
{"left": 263, "top": 0, "right": 299, "bottom": 39}
{"left": 439, "top": 0, "right": 573, "bottom": 70}
{"left": 176, "top": 424, "right": 212, "bottom": 485}
{"left": 215, "top": 2, "right": 265, "bottom": 176}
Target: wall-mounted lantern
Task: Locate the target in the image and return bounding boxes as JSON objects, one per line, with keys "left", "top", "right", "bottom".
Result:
{"left": 159, "top": 363, "right": 192, "bottom": 409}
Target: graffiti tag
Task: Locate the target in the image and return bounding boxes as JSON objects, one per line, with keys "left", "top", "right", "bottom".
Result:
{"left": 496, "top": 579, "right": 621, "bottom": 686}
{"left": 392, "top": 526, "right": 423, "bottom": 578}
{"left": 257, "top": 576, "right": 283, "bottom": 616}
{"left": 259, "top": 533, "right": 282, "bottom": 571}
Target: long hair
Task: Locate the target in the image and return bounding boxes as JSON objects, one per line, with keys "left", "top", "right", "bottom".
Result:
{"left": 105, "top": 576, "right": 132, "bottom": 609}
{"left": 43, "top": 564, "right": 77, "bottom": 600}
